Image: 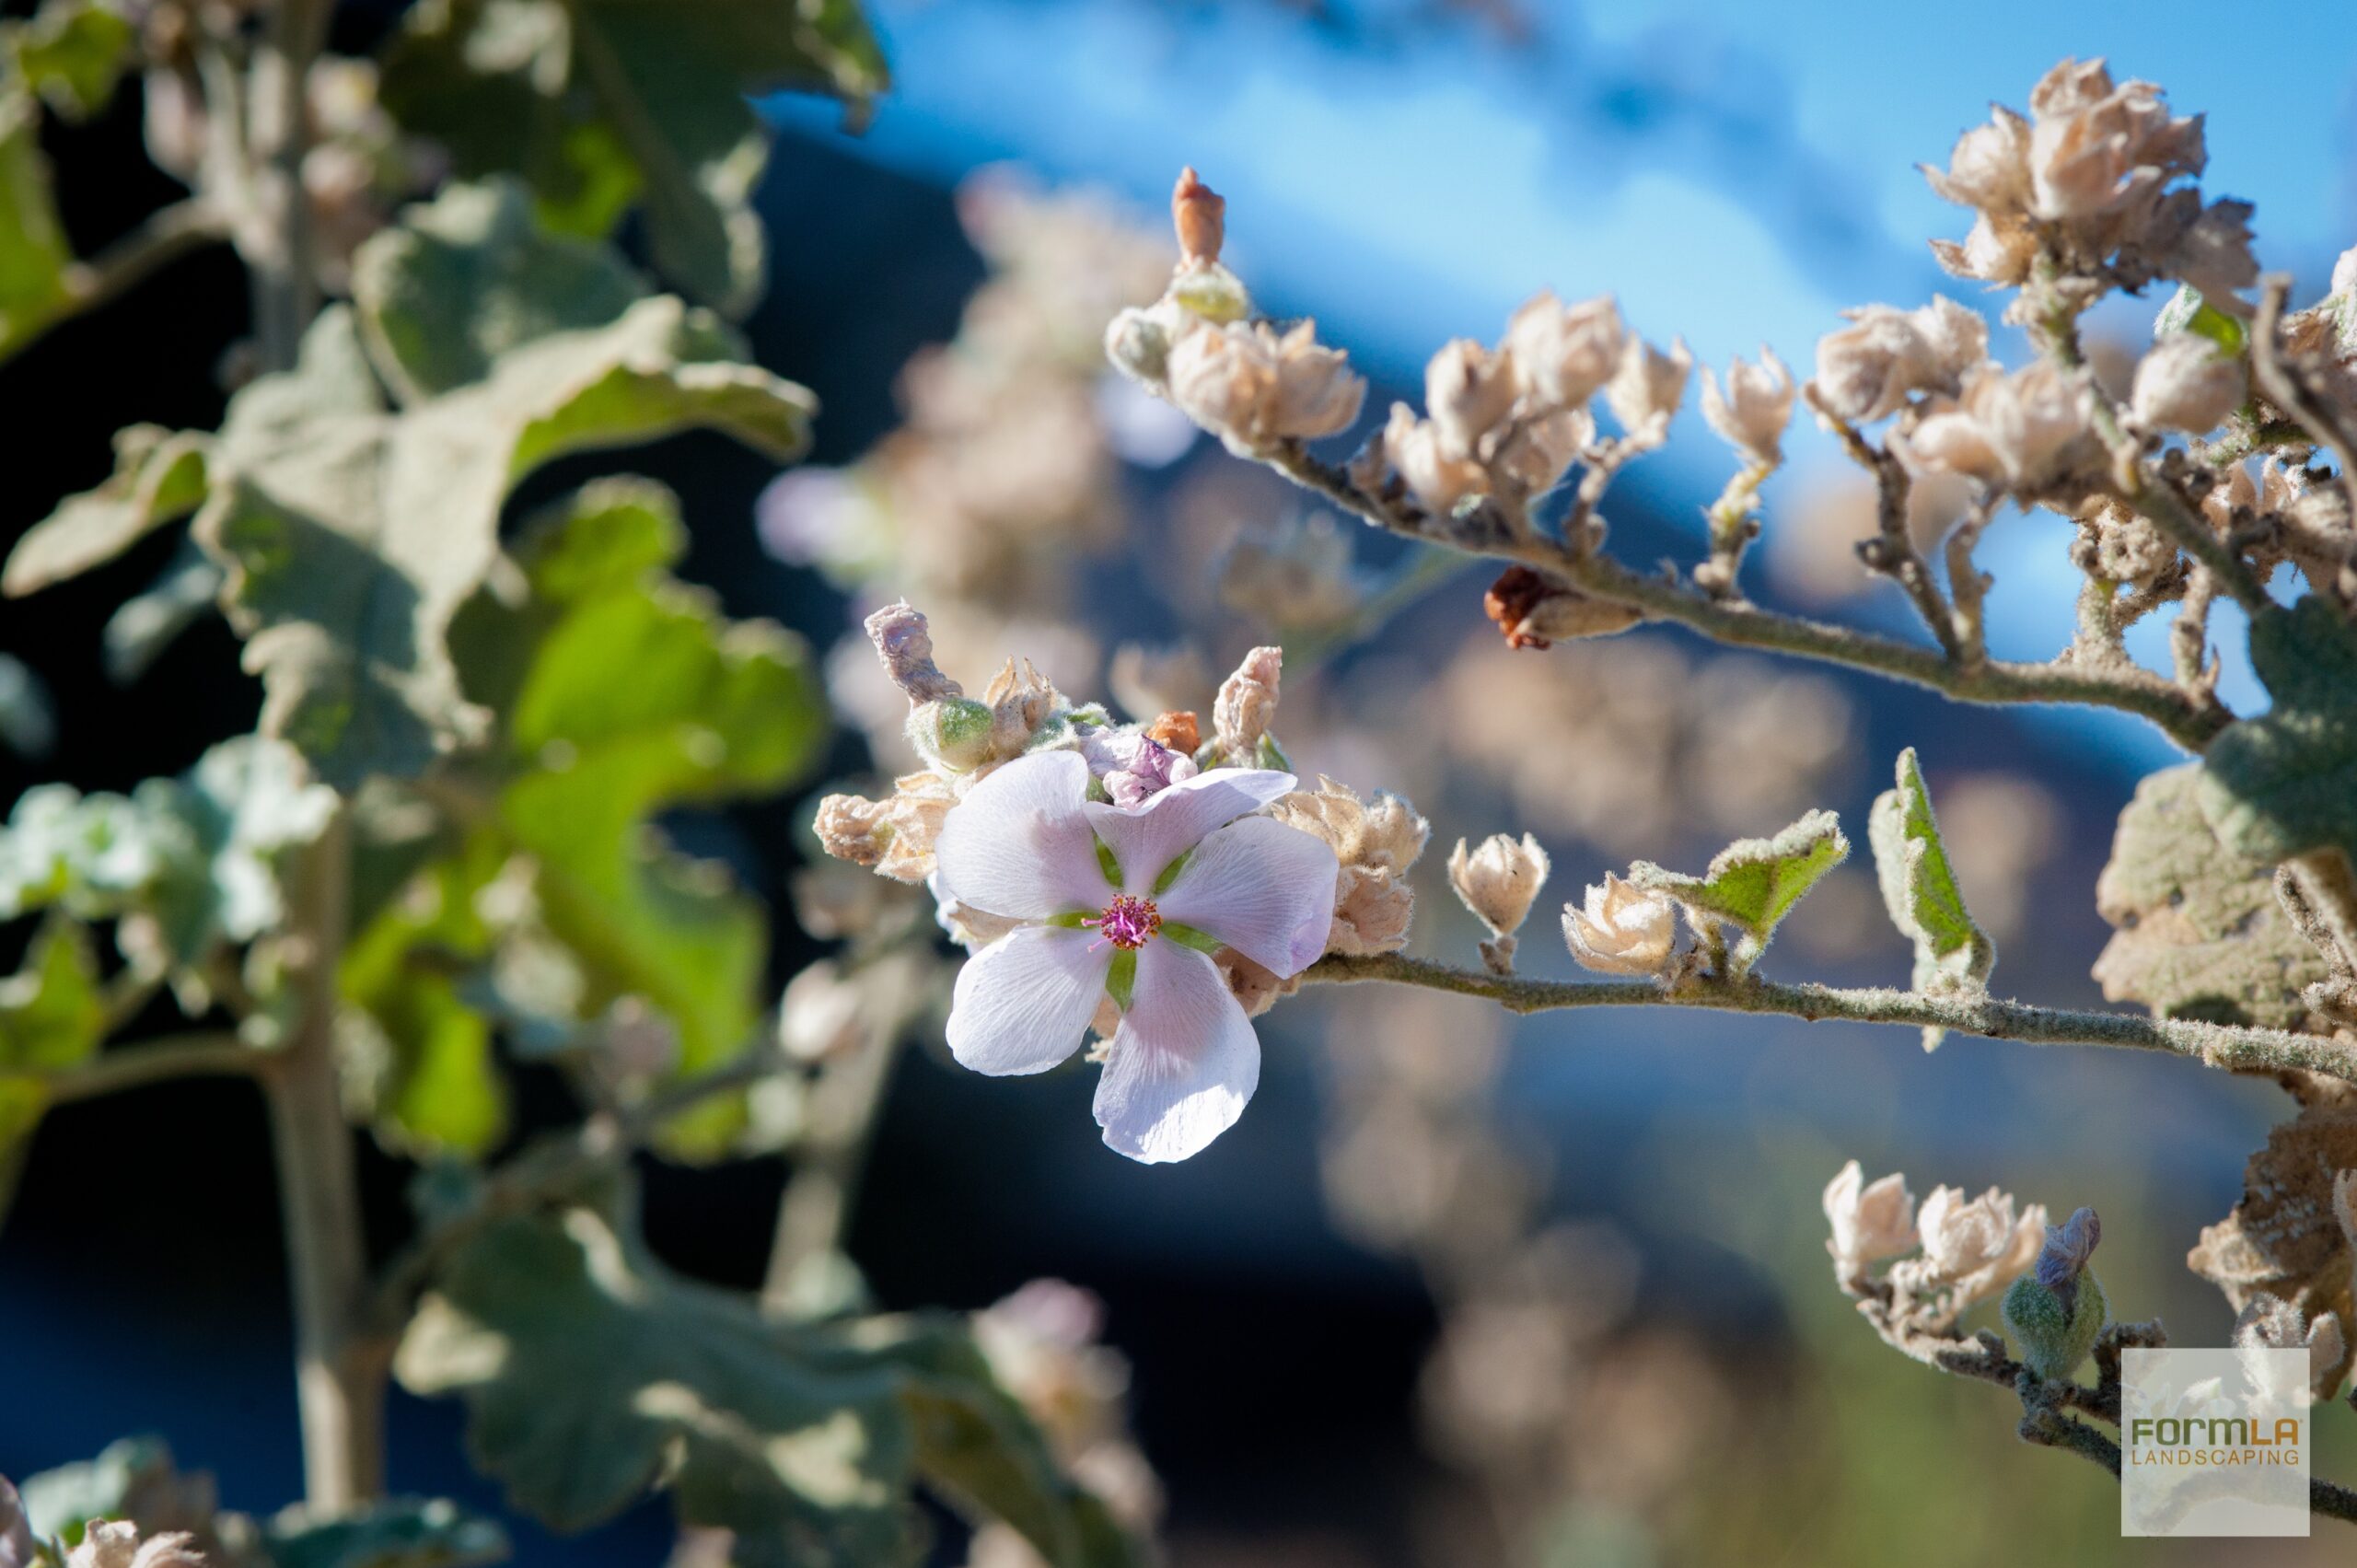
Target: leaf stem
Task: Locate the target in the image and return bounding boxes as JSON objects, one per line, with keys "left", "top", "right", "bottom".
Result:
{"left": 45, "top": 1030, "right": 261, "bottom": 1104}
{"left": 1302, "top": 951, "right": 2357, "bottom": 1081}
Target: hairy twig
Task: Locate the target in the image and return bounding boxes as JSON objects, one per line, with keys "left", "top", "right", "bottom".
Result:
{"left": 1303, "top": 951, "right": 2357, "bottom": 1081}
{"left": 1269, "top": 443, "right": 2229, "bottom": 750}
{"left": 1805, "top": 388, "right": 1962, "bottom": 660}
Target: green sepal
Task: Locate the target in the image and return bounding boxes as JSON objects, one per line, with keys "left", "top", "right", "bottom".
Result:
{"left": 1105, "top": 947, "right": 1137, "bottom": 1013}
{"left": 1093, "top": 834, "right": 1122, "bottom": 889}
{"left": 1159, "top": 922, "right": 1224, "bottom": 955}
{"left": 1151, "top": 850, "right": 1191, "bottom": 894}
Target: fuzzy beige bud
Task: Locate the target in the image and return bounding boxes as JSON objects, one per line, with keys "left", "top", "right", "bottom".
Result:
{"left": 2025, "top": 58, "right": 2203, "bottom": 223}
{"left": 1700, "top": 347, "right": 1795, "bottom": 464}
{"left": 1166, "top": 319, "right": 1365, "bottom": 454}
{"left": 1504, "top": 291, "right": 1624, "bottom": 411}
{"left": 1823, "top": 1159, "right": 1919, "bottom": 1278}
{"left": 1903, "top": 361, "right": 2096, "bottom": 490}
{"left": 1447, "top": 833, "right": 1550, "bottom": 938}
{"left": 1604, "top": 333, "right": 1691, "bottom": 437}
{"left": 2130, "top": 333, "right": 2247, "bottom": 433}
{"left": 1561, "top": 873, "right": 1678, "bottom": 976}
{"left": 1382, "top": 402, "right": 1488, "bottom": 513}
{"left": 1922, "top": 106, "right": 2032, "bottom": 213}
{"left": 864, "top": 600, "right": 960, "bottom": 704}
{"left": 1267, "top": 776, "right": 1427, "bottom": 957}
{"left": 1425, "top": 339, "right": 1520, "bottom": 459}
{"left": 69, "top": 1522, "right": 208, "bottom": 1568}
{"left": 1211, "top": 645, "right": 1282, "bottom": 765}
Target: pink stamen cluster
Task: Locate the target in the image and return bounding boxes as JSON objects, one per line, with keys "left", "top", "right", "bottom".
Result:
{"left": 1086, "top": 895, "right": 1163, "bottom": 950}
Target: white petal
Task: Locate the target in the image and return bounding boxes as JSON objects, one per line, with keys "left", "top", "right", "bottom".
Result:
{"left": 934, "top": 751, "right": 1109, "bottom": 920}
{"left": 1084, "top": 768, "right": 1295, "bottom": 894}
{"left": 946, "top": 923, "right": 1112, "bottom": 1075}
{"left": 1156, "top": 816, "right": 1338, "bottom": 978}
{"left": 1092, "top": 942, "right": 1260, "bottom": 1163}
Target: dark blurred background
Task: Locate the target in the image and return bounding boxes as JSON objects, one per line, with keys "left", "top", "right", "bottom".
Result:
{"left": 6, "top": 2, "right": 2357, "bottom": 1563}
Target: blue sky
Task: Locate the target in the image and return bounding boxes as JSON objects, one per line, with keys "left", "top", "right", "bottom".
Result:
{"left": 771, "top": 0, "right": 2357, "bottom": 766}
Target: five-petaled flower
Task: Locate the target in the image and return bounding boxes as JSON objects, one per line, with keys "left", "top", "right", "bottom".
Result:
{"left": 935, "top": 750, "right": 1341, "bottom": 1162}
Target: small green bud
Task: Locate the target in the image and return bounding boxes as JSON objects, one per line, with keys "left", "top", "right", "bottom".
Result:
{"left": 909, "top": 696, "right": 993, "bottom": 772}
{"left": 2003, "top": 1269, "right": 2108, "bottom": 1381}
{"left": 1105, "top": 307, "right": 1171, "bottom": 384}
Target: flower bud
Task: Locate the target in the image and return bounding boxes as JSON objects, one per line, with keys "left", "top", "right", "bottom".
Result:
{"left": 1701, "top": 347, "right": 1795, "bottom": 464}
{"left": 2130, "top": 333, "right": 2247, "bottom": 433}
{"left": 1562, "top": 873, "right": 1678, "bottom": 976}
{"left": 1167, "top": 319, "right": 1364, "bottom": 454}
{"left": 1104, "top": 306, "right": 1172, "bottom": 384}
{"left": 1447, "top": 833, "right": 1550, "bottom": 939}
{"left": 1172, "top": 167, "right": 1225, "bottom": 266}
{"left": 1481, "top": 565, "right": 1640, "bottom": 649}
{"left": 1167, "top": 261, "right": 1252, "bottom": 324}
{"left": 907, "top": 695, "right": 994, "bottom": 772}
{"left": 1823, "top": 1159, "right": 1918, "bottom": 1277}
{"left": 1504, "top": 291, "right": 1624, "bottom": 410}
{"left": 1605, "top": 333, "right": 1691, "bottom": 437}
{"left": 1211, "top": 645, "right": 1282, "bottom": 766}
{"left": 1922, "top": 106, "right": 2032, "bottom": 214}
{"left": 2002, "top": 1205, "right": 2107, "bottom": 1380}
{"left": 1426, "top": 339, "right": 1519, "bottom": 459}
{"left": 864, "top": 599, "right": 961, "bottom": 704}
{"left": 1902, "top": 362, "right": 2095, "bottom": 490}
{"left": 1383, "top": 403, "right": 1488, "bottom": 513}
{"left": 2235, "top": 1294, "right": 2348, "bottom": 1400}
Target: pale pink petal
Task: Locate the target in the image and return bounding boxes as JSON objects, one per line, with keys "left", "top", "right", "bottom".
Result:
{"left": 1092, "top": 942, "right": 1260, "bottom": 1162}
{"left": 1156, "top": 816, "right": 1338, "bottom": 978}
{"left": 934, "top": 751, "right": 1110, "bottom": 920}
{"left": 946, "top": 923, "right": 1112, "bottom": 1075}
{"left": 1084, "top": 768, "right": 1295, "bottom": 894}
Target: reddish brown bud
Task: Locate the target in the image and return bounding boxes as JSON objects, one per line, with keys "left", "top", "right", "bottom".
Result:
{"left": 1145, "top": 710, "right": 1201, "bottom": 754}
{"left": 1172, "top": 167, "right": 1225, "bottom": 267}
{"left": 1482, "top": 565, "right": 1641, "bottom": 650}
{"left": 1484, "top": 566, "right": 1561, "bottom": 650}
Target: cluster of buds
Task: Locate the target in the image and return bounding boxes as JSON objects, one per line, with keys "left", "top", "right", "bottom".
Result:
{"left": 1105, "top": 170, "right": 1365, "bottom": 456}
{"left": 1923, "top": 58, "right": 2253, "bottom": 316}
{"left": 1372, "top": 292, "right": 1692, "bottom": 517}
{"left": 1825, "top": 1159, "right": 2050, "bottom": 1363}
{"left": 1811, "top": 297, "right": 1990, "bottom": 426}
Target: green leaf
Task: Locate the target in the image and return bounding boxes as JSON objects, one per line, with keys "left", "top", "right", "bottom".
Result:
{"left": 8, "top": 0, "right": 135, "bottom": 120}
{"left": 341, "top": 841, "right": 512, "bottom": 1156}
{"left": 379, "top": 0, "right": 888, "bottom": 315}
{"left": 0, "top": 87, "right": 74, "bottom": 362}
{"left": 397, "top": 482, "right": 824, "bottom": 1155}
{"left": 396, "top": 1202, "right": 1141, "bottom": 1568}
{"left": 2200, "top": 597, "right": 2357, "bottom": 867}
{"left": 260, "top": 1497, "right": 510, "bottom": 1568}
{"left": 352, "top": 179, "right": 648, "bottom": 402}
{"left": 1628, "top": 808, "right": 1848, "bottom": 959}
{"left": 2154, "top": 284, "right": 2249, "bottom": 358}
{"left": 0, "top": 737, "right": 335, "bottom": 978}
{"left": 2096, "top": 761, "right": 2331, "bottom": 1029}
{"left": 1867, "top": 748, "right": 1994, "bottom": 1025}
{"left": 196, "top": 289, "right": 814, "bottom": 789}
{"left": 0, "top": 916, "right": 105, "bottom": 1164}
{"left": 5, "top": 424, "right": 211, "bottom": 597}
{"left": 102, "top": 540, "right": 225, "bottom": 683}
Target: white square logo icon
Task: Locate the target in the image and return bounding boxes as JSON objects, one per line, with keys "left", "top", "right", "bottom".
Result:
{"left": 2120, "top": 1348, "right": 2311, "bottom": 1536}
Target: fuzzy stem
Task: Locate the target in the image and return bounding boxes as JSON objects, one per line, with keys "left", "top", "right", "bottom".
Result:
{"left": 1266, "top": 443, "right": 2228, "bottom": 750}
{"left": 240, "top": 0, "right": 331, "bottom": 371}
{"left": 761, "top": 1035, "right": 902, "bottom": 1314}
{"left": 46, "top": 1031, "right": 261, "bottom": 1103}
{"left": 259, "top": 808, "right": 386, "bottom": 1510}
{"left": 1302, "top": 952, "right": 2357, "bottom": 1082}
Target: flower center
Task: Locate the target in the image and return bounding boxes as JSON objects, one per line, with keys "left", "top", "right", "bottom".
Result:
{"left": 1086, "top": 895, "right": 1162, "bottom": 950}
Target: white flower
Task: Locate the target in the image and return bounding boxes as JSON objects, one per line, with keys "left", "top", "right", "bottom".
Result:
{"left": 1560, "top": 873, "right": 1678, "bottom": 977}
{"left": 1504, "top": 291, "right": 1625, "bottom": 410}
{"left": 1166, "top": 319, "right": 1365, "bottom": 454}
{"left": 1903, "top": 362, "right": 2096, "bottom": 490}
{"left": 1446, "top": 833, "right": 1550, "bottom": 938}
{"left": 1426, "top": 339, "right": 1520, "bottom": 459}
{"left": 1701, "top": 347, "right": 1795, "bottom": 464}
{"left": 68, "top": 1522, "right": 206, "bottom": 1568}
{"left": 933, "top": 750, "right": 1340, "bottom": 1162}
{"left": 2130, "top": 333, "right": 2247, "bottom": 433}
{"left": 1907, "top": 1183, "right": 2045, "bottom": 1307}
{"left": 1604, "top": 333, "right": 1691, "bottom": 438}
{"left": 1382, "top": 402, "right": 1489, "bottom": 512}
{"left": 1823, "top": 1159, "right": 1918, "bottom": 1277}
